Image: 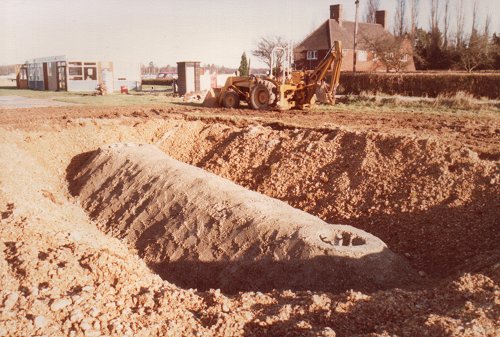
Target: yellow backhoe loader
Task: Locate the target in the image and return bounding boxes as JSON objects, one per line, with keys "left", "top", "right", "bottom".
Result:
{"left": 204, "top": 41, "right": 342, "bottom": 110}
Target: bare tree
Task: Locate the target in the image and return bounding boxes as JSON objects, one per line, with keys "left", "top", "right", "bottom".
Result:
{"left": 455, "top": 0, "right": 465, "bottom": 46}
{"left": 443, "top": 0, "right": 450, "bottom": 47}
{"left": 430, "top": 0, "right": 439, "bottom": 34}
{"left": 484, "top": 13, "right": 491, "bottom": 38}
{"left": 363, "top": 0, "right": 380, "bottom": 23}
{"left": 361, "top": 34, "right": 412, "bottom": 72}
{"left": 471, "top": 0, "right": 479, "bottom": 37}
{"left": 458, "top": 34, "right": 492, "bottom": 72}
{"left": 251, "top": 36, "right": 288, "bottom": 69}
{"left": 409, "top": 0, "right": 420, "bottom": 41}
{"left": 393, "top": 0, "right": 407, "bottom": 37}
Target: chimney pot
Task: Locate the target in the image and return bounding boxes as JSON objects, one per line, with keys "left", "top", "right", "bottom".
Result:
{"left": 330, "top": 4, "right": 343, "bottom": 26}
{"left": 375, "top": 10, "right": 387, "bottom": 29}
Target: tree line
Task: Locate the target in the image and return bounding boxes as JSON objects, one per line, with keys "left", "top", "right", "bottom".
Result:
{"left": 366, "top": 0, "right": 499, "bottom": 72}
{"left": 249, "top": 1, "right": 499, "bottom": 73}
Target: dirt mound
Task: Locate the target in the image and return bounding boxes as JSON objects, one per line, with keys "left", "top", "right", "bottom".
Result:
{"left": 68, "top": 143, "right": 416, "bottom": 293}
{"left": 154, "top": 122, "right": 499, "bottom": 276}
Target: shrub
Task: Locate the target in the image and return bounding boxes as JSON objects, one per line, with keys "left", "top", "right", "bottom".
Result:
{"left": 434, "top": 91, "right": 480, "bottom": 110}
{"left": 337, "top": 72, "right": 500, "bottom": 99}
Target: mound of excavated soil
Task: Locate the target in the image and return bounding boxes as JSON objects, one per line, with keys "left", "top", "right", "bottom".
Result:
{"left": 68, "top": 143, "right": 416, "bottom": 293}
{"left": 155, "top": 122, "right": 499, "bottom": 276}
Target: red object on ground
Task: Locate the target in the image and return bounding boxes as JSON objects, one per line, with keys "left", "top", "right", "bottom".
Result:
{"left": 120, "top": 86, "right": 129, "bottom": 94}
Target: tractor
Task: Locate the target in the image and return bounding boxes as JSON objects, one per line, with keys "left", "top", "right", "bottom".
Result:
{"left": 204, "top": 41, "right": 343, "bottom": 110}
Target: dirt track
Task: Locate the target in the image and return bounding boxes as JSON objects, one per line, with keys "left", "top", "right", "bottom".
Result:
{"left": 0, "top": 105, "right": 498, "bottom": 336}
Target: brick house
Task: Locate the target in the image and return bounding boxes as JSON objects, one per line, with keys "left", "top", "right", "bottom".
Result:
{"left": 294, "top": 4, "right": 416, "bottom": 72}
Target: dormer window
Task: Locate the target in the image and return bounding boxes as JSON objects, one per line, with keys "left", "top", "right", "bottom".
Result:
{"left": 307, "top": 50, "right": 318, "bottom": 60}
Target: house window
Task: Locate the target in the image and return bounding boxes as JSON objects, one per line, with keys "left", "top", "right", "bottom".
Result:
{"left": 357, "top": 50, "right": 367, "bottom": 62}
{"left": 307, "top": 50, "right": 318, "bottom": 60}
{"left": 401, "top": 54, "right": 408, "bottom": 62}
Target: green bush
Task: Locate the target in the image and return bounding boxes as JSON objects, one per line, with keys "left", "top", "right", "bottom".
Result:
{"left": 337, "top": 72, "right": 500, "bottom": 99}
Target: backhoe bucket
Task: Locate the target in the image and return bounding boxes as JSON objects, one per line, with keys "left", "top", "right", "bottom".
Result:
{"left": 202, "top": 88, "right": 221, "bottom": 107}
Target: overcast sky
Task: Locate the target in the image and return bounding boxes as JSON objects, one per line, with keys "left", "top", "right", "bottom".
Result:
{"left": 1, "top": 0, "right": 499, "bottom": 68}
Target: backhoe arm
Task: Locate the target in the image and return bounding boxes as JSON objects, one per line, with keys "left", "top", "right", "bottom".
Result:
{"left": 294, "top": 41, "right": 343, "bottom": 107}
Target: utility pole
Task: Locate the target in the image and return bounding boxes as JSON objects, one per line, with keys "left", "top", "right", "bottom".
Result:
{"left": 353, "top": 0, "right": 360, "bottom": 73}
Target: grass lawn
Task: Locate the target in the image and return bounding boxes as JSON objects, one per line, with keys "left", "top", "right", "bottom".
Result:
{"left": 0, "top": 87, "right": 176, "bottom": 107}
{"left": 1, "top": 87, "right": 498, "bottom": 114}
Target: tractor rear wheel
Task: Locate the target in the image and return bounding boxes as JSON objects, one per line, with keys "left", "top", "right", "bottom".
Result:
{"left": 249, "top": 84, "right": 272, "bottom": 110}
{"left": 221, "top": 91, "right": 240, "bottom": 108}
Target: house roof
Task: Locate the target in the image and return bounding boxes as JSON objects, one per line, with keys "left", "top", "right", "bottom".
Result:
{"left": 296, "top": 19, "right": 393, "bottom": 51}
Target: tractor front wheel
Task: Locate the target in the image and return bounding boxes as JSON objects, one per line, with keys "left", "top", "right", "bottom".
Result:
{"left": 249, "top": 84, "right": 272, "bottom": 110}
{"left": 221, "top": 91, "right": 240, "bottom": 109}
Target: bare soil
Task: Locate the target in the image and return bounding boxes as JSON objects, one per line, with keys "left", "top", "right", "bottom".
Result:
{"left": 0, "top": 104, "right": 498, "bottom": 336}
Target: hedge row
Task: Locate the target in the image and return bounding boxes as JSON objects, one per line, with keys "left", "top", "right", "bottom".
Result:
{"left": 142, "top": 78, "right": 175, "bottom": 86}
{"left": 337, "top": 72, "right": 500, "bottom": 99}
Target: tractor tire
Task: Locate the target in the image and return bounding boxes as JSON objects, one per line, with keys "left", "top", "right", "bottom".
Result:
{"left": 249, "top": 84, "right": 272, "bottom": 110}
{"left": 221, "top": 91, "right": 240, "bottom": 109}
{"left": 259, "top": 79, "right": 279, "bottom": 107}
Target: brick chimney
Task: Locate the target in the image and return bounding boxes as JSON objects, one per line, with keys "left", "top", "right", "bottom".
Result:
{"left": 375, "top": 10, "right": 387, "bottom": 29}
{"left": 330, "top": 4, "right": 343, "bottom": 26}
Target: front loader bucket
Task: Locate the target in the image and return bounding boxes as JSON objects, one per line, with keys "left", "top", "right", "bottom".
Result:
{"left": 202, "top": 88, "right": 221, "bottom": 107}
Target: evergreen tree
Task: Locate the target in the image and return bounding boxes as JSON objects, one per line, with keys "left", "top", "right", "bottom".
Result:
{"left": 238, "top": 53, "right": 249, "bottom": 76}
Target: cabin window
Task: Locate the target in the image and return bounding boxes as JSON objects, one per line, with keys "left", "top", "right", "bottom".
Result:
{"left": 307, "top": 50, "right": 318, "bottom": 60}
{"left": 28, "top": 63, "right": 43, "bottom": 81}
{"left": 69, "top": 67, "right": 83, "bottom": 76}
{"left": 68, "top": 62, "right": 97, "bottom": 80}
{"left": 84, "top": 67, "right": 97, "bottom": 80}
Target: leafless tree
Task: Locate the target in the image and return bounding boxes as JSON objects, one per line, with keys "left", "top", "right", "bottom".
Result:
{"left": 430, "top": 0, "right": 439, "bottom": 34}
{"left": 455, "top": 0, "right": 465, "bottom": 46}
{"left": 484, "top": 13, "right": 491, "bottom": 38}
{"left": 443, "top": 0, "right": 450, "bottom": 47}
{"left": 409, "top": 0, "right": 420, "bottom": 41}
{"left": 251, "top": 36, "right": 288, "bottom": 69}
{"left": 458, "top": 34, "right": 492, "bottom": 72}
{"left": 471, "top": 0, "right": 479, "bottom": 37}
{"left": 361, "top": 34, "right": 412, "bottom": 72}
{"left": 393, "top": 0, "right": 407, "bottom": 37}
{"left": 456, "top": 3, "right": 492, "bottom": 73}
{"left": 363, "top": 0, "right": 380, "bottom": 23}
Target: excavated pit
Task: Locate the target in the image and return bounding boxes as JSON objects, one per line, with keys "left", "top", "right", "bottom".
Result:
{"left": 1, "top": 108, "right": 498, "bottom": 336}
{"left": 68, "top": 143, "right": 417, "bottom": 293}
